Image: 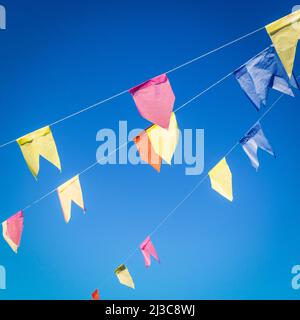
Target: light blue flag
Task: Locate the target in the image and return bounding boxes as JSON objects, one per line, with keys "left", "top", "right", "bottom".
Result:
{"left": 240, "top": 123, "right": 275, "bottom": 170}
{"left": 234, "top": 46, "right": 299, "bottom": 110}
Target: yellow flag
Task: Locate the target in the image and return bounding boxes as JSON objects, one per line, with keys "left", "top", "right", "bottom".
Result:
{"left": 17, "top": 126, "right": 61, "bottom": 179}
{"left": 57, "top": 175, "right": 85, "bottom": 223}
{"left": 208, "top": 158, "right": 233, "bottom": 202}
{"left": 147, "top": 112, "right": 179, "bottom": 164}
{"left": 266, "top": 10, "right": 300, "bottom": 77}
{"left": 115, "top": 264, "right": 135, "bottom": 289}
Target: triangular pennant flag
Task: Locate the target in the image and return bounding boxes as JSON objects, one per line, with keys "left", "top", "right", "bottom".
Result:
{"left": 208, "top": 158, "right": 233, "bottom": 201}
{"left": 129, "top": 74, "right": 175, "bottom": 129}
{"left": 2, "top": 211, "right": 24, "bottom": 253}
{"left": 92, "top": 289, "right": 100, "bottom": 300}
{"left": 57, "top": 175, "right": 85, "bottom": 223}
{"left": 240, "top": 123, "right": 275, "bottom": 170}
{"left": 266, "top": 10, "right": 300, "bottom": 77}
{"left": 234, "top": 46, "right": 299, "bottom": 110}
{"left": 140, "top": 236, "right": 160, "bottom": 268}
{"left": 114, "top": 264, "right": 135, "bottom": 289}
{"left": 133, "top": 130, "right": 162, "bottom": 172}
{"left": 146, "top": 113, "right": 179, "bottom": 165}
{"left": 17, "top": 126, "right": 61, "bottom": 179}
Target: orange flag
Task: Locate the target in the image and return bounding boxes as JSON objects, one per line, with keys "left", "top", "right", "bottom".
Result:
{"left": 134, "top": 129, "right": 162, "bottom": 172}
{"left": 92, "top": 289, "right": 100, "bottom": 300}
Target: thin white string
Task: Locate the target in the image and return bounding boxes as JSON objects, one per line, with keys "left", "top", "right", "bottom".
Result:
{"left": 0, "top": 26, "right": 264, "bottom": 150}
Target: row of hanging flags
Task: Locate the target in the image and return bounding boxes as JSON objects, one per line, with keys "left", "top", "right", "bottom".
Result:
{"left": 0, "top": 11, "right": 299, "bottom": 296}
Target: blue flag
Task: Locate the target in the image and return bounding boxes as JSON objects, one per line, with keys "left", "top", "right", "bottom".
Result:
{"left": 234, "top": 46, "right": 299, "bottom": 110}
{"left": 240, "top": 123, "right": 275, "bottom": 170}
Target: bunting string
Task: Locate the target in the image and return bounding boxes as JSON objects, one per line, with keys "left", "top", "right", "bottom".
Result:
{"left": 0, "top": 25, "right": 265, "bottom": 150}
{"left": 17, "top": 49, "right": 271, "bottom": 217}
{"left": 1, "top": 9, "right": 300, "bottom": 297}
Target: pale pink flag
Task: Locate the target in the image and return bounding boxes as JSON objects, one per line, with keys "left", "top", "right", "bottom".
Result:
{"left": 140, "top": 236, "right": 160, "bottom": 268}
{"left": 129, "top": 74, "right": 175, "bottom": 129}
{"left": 2, "top": 211, "right": 24, "bottom": 253}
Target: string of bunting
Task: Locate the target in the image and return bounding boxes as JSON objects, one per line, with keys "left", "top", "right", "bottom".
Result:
{"left": 0, "top": 10, "right": 299, "bottom": 299}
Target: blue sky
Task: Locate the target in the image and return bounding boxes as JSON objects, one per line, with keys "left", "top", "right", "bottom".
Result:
{"left": 0, "top": 0, "right": 299, "bottom": 300}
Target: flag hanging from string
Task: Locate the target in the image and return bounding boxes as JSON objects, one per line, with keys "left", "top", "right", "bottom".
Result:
{"left": 140, "top": 236, "right": 160, "bottom": 268}
{"left": 234, "top": 46, "right": 299, "bottom": 110}
{"left": 92, "top": 289, "right": 100, "bottom": 300}
{"left": 57, "top": 175, "right": 85, "bottom": 223}
{"left": 240, "top": 123, "right": 275, "bottom": 170}
{"left": 129, "top": 74, "right": 175, "bottom": 129}
{"left": 133, "top": 130, "right": 162, "bottom": 172}
{"left": 147, "top": 113, "right": 179, "bottom": 165}
{"left": 2, "top": 211, "right": 24, "bottom": 253}
{"left": 266, "top": 10, "right": 300, "bottom": 78}
{"left": 115, "top": 264, "right": 135, "bottom": 289}
{"left": 17, "top": 126, "right": 61, "bottom": 179}
{"left": 209, "top": 158, "right": 233, "bottom": 201}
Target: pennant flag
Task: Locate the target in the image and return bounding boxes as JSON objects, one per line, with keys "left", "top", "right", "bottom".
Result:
{"left": 240, "top": 123, "right": 275, "bottom": 170}
{"left": 17, "top": 126, "right": 61, "bottom": 179}
{"left": 92, "top": 289, "right": 100, "bottom": 300}
{"left": 2, "top": 211, "right": 24, "bottom": 253}
{"left": 266, "top": 10, "right": 300, "bottom": 77}
{"left": 57, "top": 175, "right": 85, "bottom": 223}
{"left": 208, "top": 158, "right": 233, "bottom": 201}
{"left": 234, "top": 46, "right": 299, "bottom": 110}
{"left": 140, "top": 236, "right": 160, "bottom": 268}
{"left": 129, "top": 74, "right": 175, "bottom": 129}
{"left": 115, "top": 264, "right": 135, "bottom": 289}
{"left": 147, "top": 113, "right": 179, "bottom": 165}
{"left": 133, "top": 130, "right": 162, "bottom": 172}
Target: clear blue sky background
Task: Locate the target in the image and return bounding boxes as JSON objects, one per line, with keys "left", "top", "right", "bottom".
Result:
{"left": 0, "top": 0, "right": 299, "bottom": 300}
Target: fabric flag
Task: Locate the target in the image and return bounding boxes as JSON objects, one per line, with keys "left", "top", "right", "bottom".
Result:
{"left": 240, "top": 123, "right": 275, "bottom": 170}
{"left": 147, "top": 112, "right": 179, "bottom": 165}
{"left": 92, "top": 289, "right": 100, "bottom": 300}
{"left": 266, "top": 10, "right": 300, "bottom": 77}
{"left": 208, "top": 158, "right": 233, "bottom": 202}
{"left": 140, "top": 236, "right": 160, "bottom": 268}
{"left": 114, "top": 264, "right": 135, "bottom": 289}
{"left": 133, "top": 129, "right": 162, "bottom": 172}
{"left": 17, "top": 126, "right": 61, "bottom": 179}
{"left": 234, "top": 46, "right": 299, "bottom": 110}
{"left": 2, "top": 211, "right": 24, "bottom": 253}
{"left": 57, "top": 175, "right": 85, "bottom": 223}
{"left": 129, "top": 74, "right": 175, "bottom": 129}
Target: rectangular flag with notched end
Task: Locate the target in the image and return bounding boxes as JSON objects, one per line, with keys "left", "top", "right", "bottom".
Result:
{"left": 129, "top": 74, "right": 175, "bottom": 129}
{"left": 209, "top": 158, "right": 233, "bottom": 202}
{"left": 57, "top": 175, "right": 85, "bottom": 223}
{"left": 17, "top": 126, "right": 61, "bottom": 179}
{"left": 140, "top": 236, "right": 160, "bottom": 268}
{"left": 115, "top": 264, "right": 135, "bottom": 289}
{"left": 2, "top": 211, "right": 24, "bottom": 254}
{"left": 266, "top": 10, "right": 300, "bottom": 78}
{"left": 234, "top": 46, "right": 299, "bottom": 110}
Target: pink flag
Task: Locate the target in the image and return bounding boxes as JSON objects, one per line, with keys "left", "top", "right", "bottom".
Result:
{"left": 2, "top": 211, "right": 24, "bottom": 253}
{"left": 129, "top": 74, "right": 175, "bottom": 129}
{"left": 140, "top": 236, "right": 160, "bottom": 268}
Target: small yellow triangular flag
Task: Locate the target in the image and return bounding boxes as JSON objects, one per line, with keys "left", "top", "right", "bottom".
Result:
{"left": 57, "top": 175, "right": 85, "bottom": 223}
{"left": 17, "top": 126, "right": 61, "bottom": 179}
{"left": 266, "top": 10, "right": 300, "bottom": 77}
{"left": 115, "top": 264, "right": 135, "bottom": 289}
{"left": 147, "top": 112, "right": 179, "bottom": 165}
{"left": 208, "top": 158, "right": 233, "bottom": 201}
